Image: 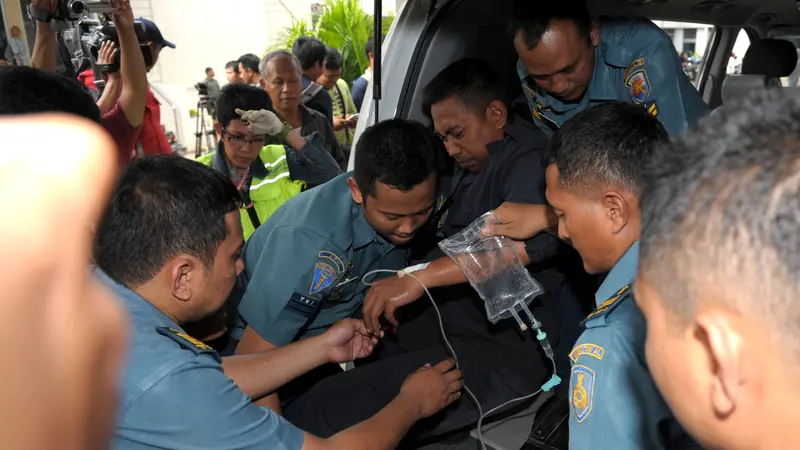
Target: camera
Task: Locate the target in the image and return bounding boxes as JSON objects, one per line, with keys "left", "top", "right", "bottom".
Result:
{"left": 195, "top": 82, "right": 209, "bottom": 98}
{"left": 57, "top": 0, "right": 117, "bottom": 21}
{"left": 57, "top": 18, "right": 151, "bottom": 86}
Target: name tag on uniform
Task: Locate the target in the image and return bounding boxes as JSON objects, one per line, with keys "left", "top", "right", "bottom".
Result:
{"left": 285, "top": 293, "right": 320, "bottom": 318}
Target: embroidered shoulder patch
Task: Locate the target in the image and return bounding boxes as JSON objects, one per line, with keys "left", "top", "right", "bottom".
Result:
{"left": 157, "top": 327, "right": 215, "bottom": 355}
{"left": 318, "top": 250, "right": 346, "bottom": 273}
{"left": 571, "top": 365, "right": 596, "bottom": 423}
{"left": 623, "top": 58, "right": 644, "bottom": 80}
{"left": 310, "top": 262, "right": 336, "bottom": 294}
{"left": 569, "top": 343, "right": 606, "bottom": 363}
{"left": 585, "top": 284, "right": 631, "bottom": 321}
{"left": 644, "top": 101, "right": 658, "bottom": 117}
{"left": 625, "top": 69, "right": 651, "bottom": 104}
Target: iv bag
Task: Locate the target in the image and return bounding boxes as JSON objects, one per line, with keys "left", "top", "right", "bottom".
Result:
{"left": 438, "top": 211, "right": 544, "bottom": 324}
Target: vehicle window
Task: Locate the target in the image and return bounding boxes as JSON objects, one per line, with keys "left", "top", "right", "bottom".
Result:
{"left": 651, "top": 21, "right": 715, "bottom": 89}
{"left": 773, "top": 35, "right": 800, "bottom": 87}
{"left": 727, "top": 30, "right": 800, "bottom": 87}
{"left": 728, "top": 29, "right": 751, "bottom": 75}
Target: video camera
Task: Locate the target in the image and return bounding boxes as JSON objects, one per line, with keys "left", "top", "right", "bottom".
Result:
{"left": 54, "top": 0, "right": 116, "bottom": 21}
{"left": 30, "top": 1, "right": 153, "bottom": 91}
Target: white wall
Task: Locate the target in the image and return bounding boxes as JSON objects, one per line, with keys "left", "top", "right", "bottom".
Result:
{"left": 138, "top": 0, "right": 396, "bottom": 150}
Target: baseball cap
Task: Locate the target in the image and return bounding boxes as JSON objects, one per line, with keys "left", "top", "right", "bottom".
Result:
{"left": 100, "top": 18, "right": 176, "bottom": 49}
{"left": 136, "top": 18, "right": 176, "bottom": 49}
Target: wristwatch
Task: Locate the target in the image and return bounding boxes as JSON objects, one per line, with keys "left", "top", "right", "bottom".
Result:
{"left": 28, "top": 3, "right": 53, "bottom": 23}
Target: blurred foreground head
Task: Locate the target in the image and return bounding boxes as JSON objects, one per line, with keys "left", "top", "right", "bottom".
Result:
{"left": 0, "top": 113, "right": 126, "bottom": 450}
{"left": 635, "top": 88, "right": 800, "bottom": 449}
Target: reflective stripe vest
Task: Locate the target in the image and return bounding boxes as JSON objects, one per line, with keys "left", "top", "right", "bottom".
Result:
{"left": 197, "top": 145, "right": 304, "bottom": 240}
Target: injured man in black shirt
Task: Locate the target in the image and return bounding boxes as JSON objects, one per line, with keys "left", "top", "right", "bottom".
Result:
{"left": 282, "top": 58, "right": 589, "bottom": 447}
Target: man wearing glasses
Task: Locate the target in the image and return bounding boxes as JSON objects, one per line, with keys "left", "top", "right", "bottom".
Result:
{"left": 197, "top": 84, "right": 339, "bottom": 241}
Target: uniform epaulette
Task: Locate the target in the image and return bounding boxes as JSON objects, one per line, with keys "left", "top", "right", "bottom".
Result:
{"left": 581, "top": 284, "right": 632, "bottom": 325}
{"left": 157, "top": 327, "right": 218, "bottom": 358}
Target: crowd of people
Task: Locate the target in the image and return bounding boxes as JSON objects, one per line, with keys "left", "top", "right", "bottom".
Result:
{"left": 1, "top": 0, "right": 799, "bottom": 450}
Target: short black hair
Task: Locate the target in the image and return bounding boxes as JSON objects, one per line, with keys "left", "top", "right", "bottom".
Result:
{"left": 95, "top": 155, "right": 243, "bottom": 287}
{"left": 238, "top": 53, "right": 260, "bottom": 73}
{"left": 325, "top": 47, "right": 343, "bottom": 70}
{"left": 216, "top": 83, "right": 273, "bottom": 128}
{"left": 365, "top": 34, "right": 385, "bottom": 57}
{"left": 225, "top": 60, "right": 239, "bottom": 72}
{"left": 547, "top": 101, "right": 668, "bottom": 196}
{"left": 354, "top": 119, "right": 441, "bottom": 198}
{"left": 640, "top": 90, "right": 800, "bottom": 342}
{"left": 205, "top": 67, "right": 213, "bottom": 74}
{"left": 260, "top": 50, "right": 302, "bottom": 79}
{"left": 422, "top": 58, "right": 506, "bottom": 118}
{"left": 508, "top": 0, "right": 592, "bottom": 49}
{"left": 292, "top": 36, "right": 326, "bottom": 70}
{"left": 0, "top": 66, "right": 100, "bottom": 123}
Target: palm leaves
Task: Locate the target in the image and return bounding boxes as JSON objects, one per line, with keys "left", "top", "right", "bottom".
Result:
{"left": 270, "top": 0, "right": 395, "bottom": 85}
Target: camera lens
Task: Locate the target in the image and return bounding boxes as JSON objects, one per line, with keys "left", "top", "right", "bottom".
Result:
{"left": 68, "top": 0, "right": 86, "bottom": 14}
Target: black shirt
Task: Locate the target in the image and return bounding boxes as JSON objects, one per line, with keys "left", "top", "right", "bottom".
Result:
{"left": 442, "top": 116, "right": 559, "bottom": 263}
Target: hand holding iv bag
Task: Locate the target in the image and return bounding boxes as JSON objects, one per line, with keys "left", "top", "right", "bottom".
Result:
{"left": 438, "top": 211, "right": 544, "bottom": 328}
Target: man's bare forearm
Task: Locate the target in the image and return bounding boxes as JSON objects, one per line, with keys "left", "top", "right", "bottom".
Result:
{"left": 221, "top": 333, "right": 330, "bottom": 401}
{"left": 96, "top": 76, "right": 122, "bottom": 116}
{"left": 416, "top": 256, "right": 467, "bottom": 289}
{"left": 304, "top": 394, "right": 421, "bottom": 450}
{"left": 415, "top": 240, "right": 532, "bottom": 290}
{"left": 115, "top": 20, "right": 146, "bottom": 126}
{"left": 31, "top": 22, "right": 57, "bottom": 73}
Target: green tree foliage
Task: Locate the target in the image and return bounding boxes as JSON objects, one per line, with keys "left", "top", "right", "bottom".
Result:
{"left": 271, "top": 0, "right": 394, "bottom": 85}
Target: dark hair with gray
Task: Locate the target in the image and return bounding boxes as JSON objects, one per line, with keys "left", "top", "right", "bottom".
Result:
{"left": 95, "top": 155, "right": 242, "bottom": 287}
{"left": 422, "top": 58, "right": 506, "bottom": 118}
{"left": 259, "top": 50, "right": 302, "bottom": 79}
{"left": 640, "top": 89, "right": 800, "bottom": 351}
{"left": 547, "top": 101, "right": 668, "bottom": 196}
{"left": 508, "top": 0, "right": 592, "bottom": 50}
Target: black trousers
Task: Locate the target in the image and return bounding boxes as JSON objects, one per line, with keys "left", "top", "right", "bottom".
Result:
{"left": 283, "top": 282, "right": 558, "bottom": 445}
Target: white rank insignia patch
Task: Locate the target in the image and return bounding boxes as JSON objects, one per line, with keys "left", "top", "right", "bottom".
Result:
{"left": 571, "top": 365, "right": 595, "bottom": 423}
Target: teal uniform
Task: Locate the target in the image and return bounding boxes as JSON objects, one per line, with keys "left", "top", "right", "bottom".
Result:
{"left": 517, "top": 18, "right": 709, "bottom": 137}
{"left": 99, "top": 269, "right": 304, "bottom": 450}
{"left": 236, "top": 172, "right": 408, "bottom": 346}
{"left": 568, "top": 242, "right": 698, "bottom": 449}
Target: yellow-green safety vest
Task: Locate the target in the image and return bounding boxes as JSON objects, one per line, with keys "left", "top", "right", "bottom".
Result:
{"left": 197, "top": 145, "right": 304, "bottom": 240}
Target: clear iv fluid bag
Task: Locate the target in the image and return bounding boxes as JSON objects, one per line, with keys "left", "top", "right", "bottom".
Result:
{"left": 439, "top": 211, "right": 544, "bottom": 324}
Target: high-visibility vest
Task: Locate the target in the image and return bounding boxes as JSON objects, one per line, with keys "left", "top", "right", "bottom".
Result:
{"left": 197, "top": 145, "right": 304, "bottom": 240}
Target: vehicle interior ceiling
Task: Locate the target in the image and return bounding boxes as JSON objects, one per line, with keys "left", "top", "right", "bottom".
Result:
{"left": 402, "top": 0, "right": 800, "bottom": 124}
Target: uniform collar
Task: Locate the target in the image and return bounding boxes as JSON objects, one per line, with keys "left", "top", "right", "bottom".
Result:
{"left": 94, "top": 268, "right": 180, "bottom": 329}
{"left": 584, "top": 42, "right": 619, "bottom": 102}
{"left": 211, "top": 140, "right": 268, "bottom": 180}
{"left": 594, "top": 241, "right": 639, "bottom": 307}
{"left": 350, "top": 203, "right": 394, "bottom": 250}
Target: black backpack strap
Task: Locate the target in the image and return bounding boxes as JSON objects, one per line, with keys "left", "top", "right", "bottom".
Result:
{"left": 240, "top": 179, "right": 262, "bottom": 230}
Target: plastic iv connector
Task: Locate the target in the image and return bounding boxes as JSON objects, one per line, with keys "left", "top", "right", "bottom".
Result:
{"left": 438, "top": 211, "right": 544, "bottom": 331}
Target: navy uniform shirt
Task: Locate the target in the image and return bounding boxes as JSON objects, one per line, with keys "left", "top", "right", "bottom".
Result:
{"left": 568, "top": 242, "right": 698, "bottom": 449}
{"left": 236, "top": 172, "right": 408, "bottom": 346}
{"left": 517, "top": 18, "right": 709, "bottom": 137}
{"left": 99, "top": 270, "right": 304, "bottom": 450}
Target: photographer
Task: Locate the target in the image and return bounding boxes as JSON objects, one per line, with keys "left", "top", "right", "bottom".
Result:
{"left": 29, "top": 0, "right": 148, "bottom": 164}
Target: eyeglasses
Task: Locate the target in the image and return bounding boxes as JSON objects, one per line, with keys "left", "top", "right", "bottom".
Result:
{"left": 224, "top": 130, "right": 266, "bottom": 147}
